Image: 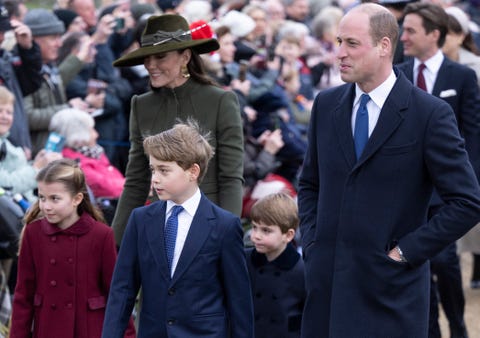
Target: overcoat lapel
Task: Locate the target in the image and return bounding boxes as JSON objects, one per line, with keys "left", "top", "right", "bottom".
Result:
{"left": 171, "top": 196, "right": 213, "bottom": 284}
{"left": 333, "top": 72, "right": 411, "bottom": 169}
{"left": 145, "top": 202, "right": 171, "bottom": 281}
{"left": 355, "top": 73, "right": 411, "bottom": 168}
{"left": 334, "top": 85, "right": 357, "bottom": 168}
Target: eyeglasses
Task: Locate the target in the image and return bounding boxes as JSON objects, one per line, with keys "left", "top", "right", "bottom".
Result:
{"left": 0, "top": 141, "right": 6, "bottom": 161}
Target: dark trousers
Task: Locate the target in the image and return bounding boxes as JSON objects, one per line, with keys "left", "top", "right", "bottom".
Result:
{"left": 428, "top": 242, "right": 468, "bottom": 338}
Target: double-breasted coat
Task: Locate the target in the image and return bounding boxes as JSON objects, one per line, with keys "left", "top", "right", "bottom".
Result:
{"left": 10, "top": 212, "right": 135, "bottom": 338}
{"left": 297, "top": 71, "right": 480, "bottom": 338}
{"left": 245, "top": 244, "right": 305, "bottom": 338}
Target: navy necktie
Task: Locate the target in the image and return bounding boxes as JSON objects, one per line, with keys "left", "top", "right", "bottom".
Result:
{"left": 417, "top": 63, "right": 427, "bottom": 91}
{"left": 354, "top": 94, "right": 370, "bottom": 159}
{"left": 165, "top": 205, "right": 183, "bottom": 272}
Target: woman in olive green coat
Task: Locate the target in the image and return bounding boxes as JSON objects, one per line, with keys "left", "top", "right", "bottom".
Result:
{"left": 111, "top": 14, "right": 244, "bottom": 245}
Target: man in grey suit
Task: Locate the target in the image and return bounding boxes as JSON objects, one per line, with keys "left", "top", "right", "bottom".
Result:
{"left": 397, "top": 3, "right": 480, "bottom": 337}
{"left": 298, "top": 3, "right": 480, "bottom": 338}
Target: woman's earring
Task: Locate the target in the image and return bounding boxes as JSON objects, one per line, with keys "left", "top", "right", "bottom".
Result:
{"left": 181, "top": 65, "right": 190, "bottom": 78}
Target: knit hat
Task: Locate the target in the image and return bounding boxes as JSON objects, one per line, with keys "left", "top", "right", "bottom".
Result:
{"left": 24, "top": 8, "right": 65, "bottom": 37}
{"left": 0, "top": 0, "right": 12, "bottom": 32}
{"left": 157, "top": 0, "right": 180, "bottom": 12}
{"left": 190, "top": 20, "right": 214, "bottom": 40}
{"left": 53, "top": 9, "right": 78, "bottom": 31}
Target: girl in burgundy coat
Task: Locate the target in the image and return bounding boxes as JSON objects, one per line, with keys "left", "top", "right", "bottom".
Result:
{"left": 10, "top": 159, "right": 135, "bottom": 338}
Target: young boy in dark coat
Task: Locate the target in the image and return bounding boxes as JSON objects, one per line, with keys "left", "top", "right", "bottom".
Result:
{"left": 246, "top": 192, "right": 305, "bottom": 338}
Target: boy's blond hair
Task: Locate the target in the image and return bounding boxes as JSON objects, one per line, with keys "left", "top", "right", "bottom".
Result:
{"left": 143, "top": 119, "right": 215, "bottom": 184}
{"left": 250, "top": 192, "right": 299, "bottom": 233}
{"left": 0, "top": 86, "right": 15, "bottom": 105}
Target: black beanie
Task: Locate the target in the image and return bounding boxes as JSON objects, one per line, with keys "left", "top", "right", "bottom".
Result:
{"left": 53, "top": 9, "right": 78, "bottom": 31}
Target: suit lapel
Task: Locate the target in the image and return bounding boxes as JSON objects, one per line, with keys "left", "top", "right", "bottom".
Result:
{"left": 171, "top": 195, "right": 214, "bottom": 284}
{"left": 431, "top": 58, "right": 450, "bottom": 97}
{"left": 334, "top": 85, "right": 357, "bottom": 168}
{"left": 145, "top": 202, "right": 171, "bottom": 281}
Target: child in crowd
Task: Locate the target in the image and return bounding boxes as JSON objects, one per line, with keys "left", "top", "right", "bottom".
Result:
{"left": 0, "top": 86, "right": 61, "bottom": 203}
{"left": 247, "top": 192, "right": 306, "bottom": 338}
{"left": 102, "top": 121, "right": 254, "bottom": 338}
{"left": 9, "top": 159, "right": 135, "bottom": 338}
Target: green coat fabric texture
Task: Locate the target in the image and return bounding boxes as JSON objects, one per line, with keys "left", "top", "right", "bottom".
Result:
{"left": 112, "top": 79, "right": 244, "bottom": 245}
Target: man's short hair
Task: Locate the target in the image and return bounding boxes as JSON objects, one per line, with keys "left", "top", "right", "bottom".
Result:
{"left": 404, "top": 2, "right": 448, "bottom": 48}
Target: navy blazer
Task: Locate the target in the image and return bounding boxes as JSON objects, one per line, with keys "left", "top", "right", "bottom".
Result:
{"left": 102, "top": 194, "right": 254, "bottom": 338}
{"left": 298, "top": 71, "right": 480, "bottom": 338}
{"left": 397, "top": 58, "right": 480, "bottom": 181}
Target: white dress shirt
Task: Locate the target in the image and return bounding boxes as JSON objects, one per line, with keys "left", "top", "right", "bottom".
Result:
{"left": 165, "top": 188, "right": 201, "bottom": 277}
{"left": 414, "top": 50, "right": 444, "bottom": 94}
{"left": 351, "top": 70, "right": 397, "bottom": 137}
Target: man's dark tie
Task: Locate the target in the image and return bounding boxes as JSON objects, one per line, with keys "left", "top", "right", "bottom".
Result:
{"left": 354, "top": 94, "right": 370, "bottom": 159}
{"left": 417, "top": 63, "right": 427, "bottom": 91}
{"left": 165, "top": 205, "right": 183, "bottom": 272}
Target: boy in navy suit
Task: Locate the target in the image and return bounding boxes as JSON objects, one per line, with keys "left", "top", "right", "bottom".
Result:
{"left": 102, "top": 121, "right": 254, "bottom": 338}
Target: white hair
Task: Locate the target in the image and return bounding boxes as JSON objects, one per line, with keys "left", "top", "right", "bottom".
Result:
{"left": 180, "top": 0, "right": 213, "bottom": 23}
{"left": 49, "top": 108, "right": 94, "bottom": 148}
{"left": 277, "top": 20, "right": 310, "bottom": 41}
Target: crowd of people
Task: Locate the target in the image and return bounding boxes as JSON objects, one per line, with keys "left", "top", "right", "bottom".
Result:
{"left": 1, "top": 0, "right": 480, "bottom": 336}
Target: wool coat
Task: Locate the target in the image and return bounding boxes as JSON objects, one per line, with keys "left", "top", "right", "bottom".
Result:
{"left": 111, "top": 79, "right": 244, "bottom": 245}
{"left": 245, "top": 244, "right": 305, "bottom": 338}
{"left": 10, "top": 212, "right": 135, "bottom": 338}
{"left": 297, "top": 71, "right": 480, "bottom": 338}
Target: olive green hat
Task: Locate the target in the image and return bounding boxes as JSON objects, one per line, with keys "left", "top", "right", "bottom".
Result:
{"left": 113, "top": 14, "right": 219, "bottom": 67}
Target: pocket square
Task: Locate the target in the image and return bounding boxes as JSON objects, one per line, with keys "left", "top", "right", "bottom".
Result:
{"left": 439, "top": 89, "right": 457, "bottom": 98}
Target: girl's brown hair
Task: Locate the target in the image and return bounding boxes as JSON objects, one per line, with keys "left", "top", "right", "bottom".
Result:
{"left": 24, "top": 159, "right": 105, "bottom": 224}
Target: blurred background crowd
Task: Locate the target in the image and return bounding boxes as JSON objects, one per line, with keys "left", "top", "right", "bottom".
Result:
{"left": 2, "top": 0, "right": 480, "bottom": 336}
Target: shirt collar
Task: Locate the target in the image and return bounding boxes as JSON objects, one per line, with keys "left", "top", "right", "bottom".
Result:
{"left": 166, "top": 188, "right": 201, "bottom": 217}
{"left": 354, "top": 69, "right": 397, "bottom": 109}
{"left": 414, "top": 50, "right": 444, "bottom": 75}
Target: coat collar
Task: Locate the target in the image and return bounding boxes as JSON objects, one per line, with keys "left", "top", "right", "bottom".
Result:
{"left": 151, "top": 78, "right": 200, "bottom": 99}
{"left": 250, "top": 243, "right": 300, "bottom": 270}
{"left": 40, "top": 212, "right": 95, "bottom": 236}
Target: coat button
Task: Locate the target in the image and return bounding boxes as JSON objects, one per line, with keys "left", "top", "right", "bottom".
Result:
{"left": 51, "top": 236, "right": 56, "bottom": 242}
{"left": 168, "top": 288, "right": 175, "bottom": 295}
{"left": 66, "top": 303, "right": 72, "bottom": 308}
{"left": 50, "top": 259, "right": 56, "bottom": 265}
{"left": 50, "top": 280, "right": 57, "bottom": 286}
{"left": 167, "top": 319, "right": 175, "bottom": 325}
{"left": 68, "top": 258, "right": 73, "bottom": 264}
{"left": 51, "top": 304, "right": 56, "bottom": 309}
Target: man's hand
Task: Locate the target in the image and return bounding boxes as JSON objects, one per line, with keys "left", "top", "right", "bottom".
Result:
{"left": 10, "top": 19, "right": 33, "bottom": 49}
